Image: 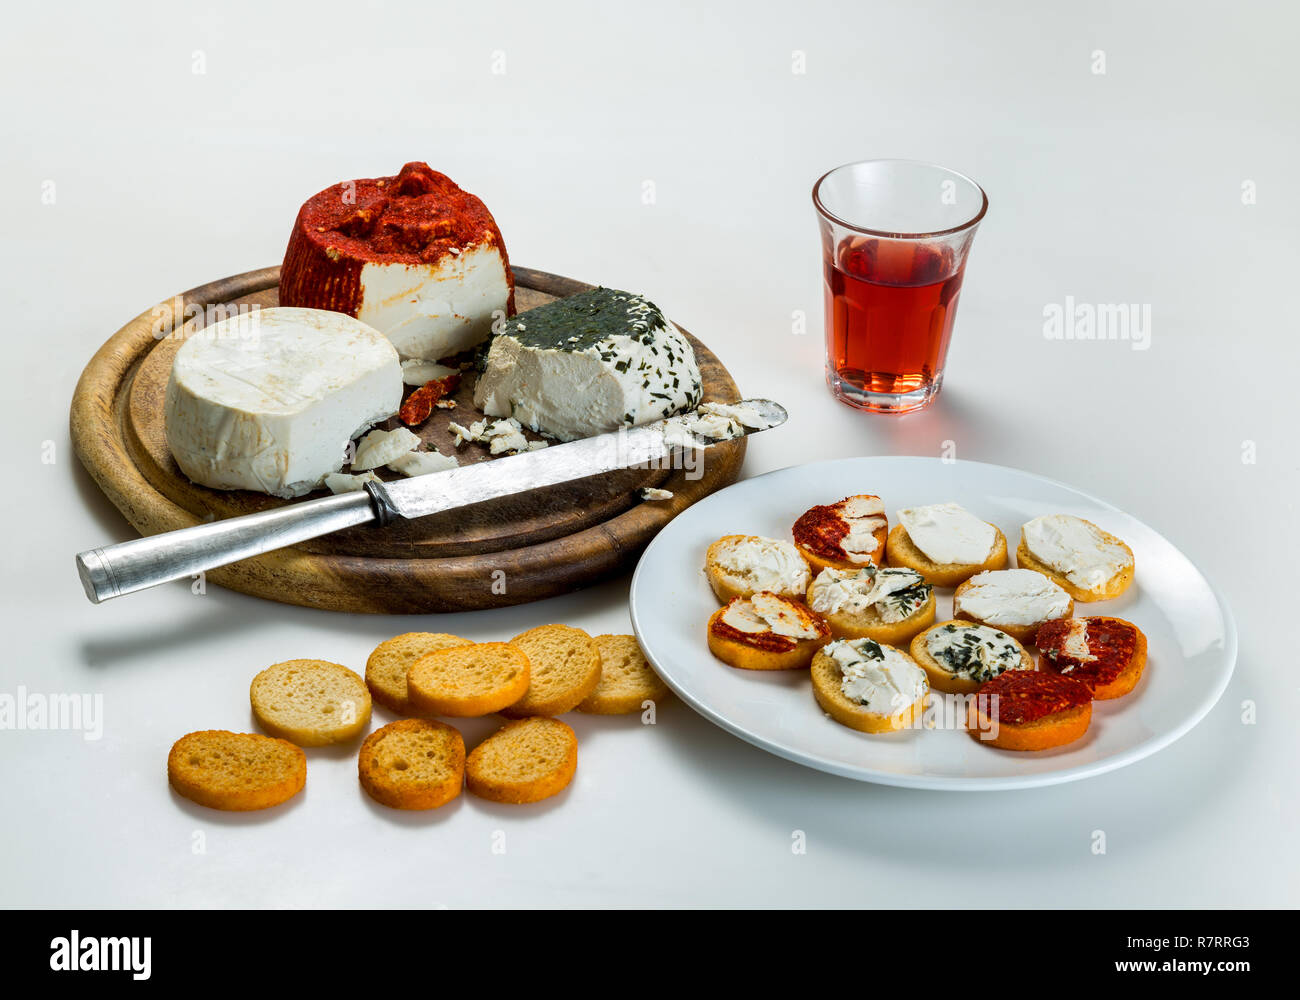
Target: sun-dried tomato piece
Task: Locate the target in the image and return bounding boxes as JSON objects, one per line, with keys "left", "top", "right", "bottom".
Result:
{"left": 398, "top": 373, "right": 461, "bottom": 427}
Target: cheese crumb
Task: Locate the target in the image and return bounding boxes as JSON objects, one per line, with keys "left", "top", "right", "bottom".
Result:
{"left": 662, "top": 401, "right": 773, "bottom": 448}
{"left": 352, "top": 427, "right": 422, "bottom": 470}
{"left": 388, "top": 449, "right": 459, "bottom": 477}
{"left": 447, "top": 416, "right": 540, "bottom": 456}
{"left": 324, "top": 471, "right": 380, "bottom": 494}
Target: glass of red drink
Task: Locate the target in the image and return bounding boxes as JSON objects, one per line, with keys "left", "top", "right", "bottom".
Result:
{"left": 813, "top": 159, "right": 987, "bottom": 413}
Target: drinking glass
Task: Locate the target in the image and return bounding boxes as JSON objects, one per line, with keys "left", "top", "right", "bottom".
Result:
{"left": 813, "top": 159, "right": 987, "bottom": 414}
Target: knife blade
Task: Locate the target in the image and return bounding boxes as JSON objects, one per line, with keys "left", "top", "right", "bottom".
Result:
{"left": 75, "top": 398, "right": 787, "bottom": 604}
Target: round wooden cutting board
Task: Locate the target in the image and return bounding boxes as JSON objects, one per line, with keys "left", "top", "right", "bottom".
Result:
{"left": 70, "top": 266, "right": 747, "bottom": 612}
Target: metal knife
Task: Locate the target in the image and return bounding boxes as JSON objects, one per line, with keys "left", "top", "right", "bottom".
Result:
{"left": 75, "top": 398, "right": 787, "bottom": 604}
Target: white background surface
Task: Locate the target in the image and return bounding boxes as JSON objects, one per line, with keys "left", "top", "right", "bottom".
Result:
{"left": 2, "top": 0, "right": 1296, "bottom": 907}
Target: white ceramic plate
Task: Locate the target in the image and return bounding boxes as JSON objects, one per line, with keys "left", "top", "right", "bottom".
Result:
{"left": 629, "top": 457, "right": 1236, "bottom": 790}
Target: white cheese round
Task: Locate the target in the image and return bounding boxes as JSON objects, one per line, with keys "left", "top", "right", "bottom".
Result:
{"left": 1022, "top": 514, "right": 1132, "bottom": 590}
{"left": 164, "top": 307, "right": 402, "bottom": 498}
{"left": 897, "top": 502, "right": 996, "bottom": 565}
{"left": 955, "top": 569, "right": 1071, "bottom": 626}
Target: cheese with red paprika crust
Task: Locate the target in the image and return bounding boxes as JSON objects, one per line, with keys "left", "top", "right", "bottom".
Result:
{"left": 279, "top": 162, "right": 513, "bottom": 362}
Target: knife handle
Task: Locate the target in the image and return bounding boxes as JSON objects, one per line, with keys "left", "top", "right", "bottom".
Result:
{"left": 75, "top": 489, "right": 379, "bottom": 604}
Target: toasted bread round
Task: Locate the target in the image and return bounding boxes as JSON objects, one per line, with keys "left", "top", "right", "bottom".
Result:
{"left": 168, "top": 730, "right": 306, "bottom": 811}
{"left": 500, "top": 625, "right": 602, "bottom": 717}
{"left": 466, "top": 717, "right": 577, "bottom": 804}
{"left": 250, "top": 659, "right": 372, "bottom": 747}
{"left": 1036, "top": 616, "right": 1148, "bottom": 700}
{"left": 578, "top": 634, "right": 670, "bottom": 714}
{"left": 967, "top": 671, "right": 1093, "bottom": 751}
{"left": 810, "top": 645, "right": 928, "bottom": 734}
{"left": 952, "top": 569, "right": 1074, "bottom": 644}
{"left": 705, "top": 534, "right": 812, "bottom": 603}
{"left": 910, "top": 620, "right": 1034, "bottom": 694}
{"left": 806, "top": 572, "right": 936, "bottom": 645}
{"left": 407, "top": 642, "right": 531, "bottom": 717}
{"left": 366, "top": 632, "right": 472, "bottom": 714}
{"left": 792, "top": 495, "right": 888, "bottom": 572}
{"left": 707, "top": 595, "right": 831, "bottom": 671}
{"left": 1016, "top": 517, "right": 1135, "bottom": 602}
{"left": 885, "top": 522, "right": 1007, "bottom": 587}
{"left": 358, "top": 718, "right": 465, "bottom": 810}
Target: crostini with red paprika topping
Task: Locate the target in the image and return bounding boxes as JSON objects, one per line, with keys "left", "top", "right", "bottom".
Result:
{"left": 707, "top": 592, "right": 831, "bottom": 671}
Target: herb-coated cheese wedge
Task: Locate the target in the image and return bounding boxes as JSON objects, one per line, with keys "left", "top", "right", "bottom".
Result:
{"left": 473, "top": 287, "right": 703, "bottom": 442}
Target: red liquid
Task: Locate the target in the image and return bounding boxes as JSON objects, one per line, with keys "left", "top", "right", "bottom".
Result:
{"left": 825, "top": 236, "right": 965, "bottom": 399}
